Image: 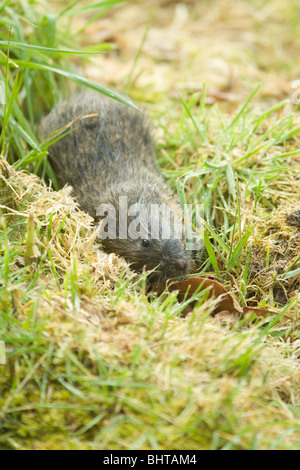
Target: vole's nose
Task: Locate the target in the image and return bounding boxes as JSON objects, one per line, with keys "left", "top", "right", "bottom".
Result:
{"left": 174, "top": 257, "right": 187, "bottom": 271}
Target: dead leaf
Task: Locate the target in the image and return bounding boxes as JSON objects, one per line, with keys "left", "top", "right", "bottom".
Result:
{"left": 168, "top": 276, "right": 243, "bottom": 315}
{"left": 242, "top": 305, "right": 279, "bottom": 317}
{"left": 160, "top": 276, "right": 278, "bottom": 318}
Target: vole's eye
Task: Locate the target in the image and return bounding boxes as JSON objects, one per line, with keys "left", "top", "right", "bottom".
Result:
{"left": 142, "top": 239, "right": 150, "bottom": 248}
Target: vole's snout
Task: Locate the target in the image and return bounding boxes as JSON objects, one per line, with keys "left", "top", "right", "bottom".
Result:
{"left": 174, "top": 257, "right": 188, "bottom": 271}
{"left": 144, "top": 244, "right": 194, "bottom": 285}
{"left": 159, "top": 239, "right": 194, "bottom": 279}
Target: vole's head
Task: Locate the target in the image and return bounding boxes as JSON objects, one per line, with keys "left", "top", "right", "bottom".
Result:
{"left": 101, "top": 234, "right": 195, "bottom": 284}
{"left": 132, "top": 237, "right": 195, "bottom": 284}
{"left": 97, "top": 191, "right": 196, "bottom": 284}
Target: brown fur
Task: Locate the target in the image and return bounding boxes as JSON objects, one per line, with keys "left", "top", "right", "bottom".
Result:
{"left": 39, "top": 91, "right": 195, "bottom": 282}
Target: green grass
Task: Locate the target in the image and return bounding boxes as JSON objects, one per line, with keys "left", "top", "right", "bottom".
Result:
{"left": 0, "top": 0, "right": 135, "bottom": 183}
{"left": 157, "top": 89, "right": 300, "bottom": 306}
{"left": 0, "top": 0, "right": 299, "bottom": 451}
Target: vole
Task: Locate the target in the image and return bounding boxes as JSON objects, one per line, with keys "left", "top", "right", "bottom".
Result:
{"left": 39, "top": 91, "right": 195, "bottom": 284}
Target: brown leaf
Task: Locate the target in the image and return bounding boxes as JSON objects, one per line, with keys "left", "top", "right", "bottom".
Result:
{"left": 242, "top": 306, "right": 278, "bottom": 317}
{"left": 168, "top": 276, "right": 243, "bottom": 315}
{"left": 165, "top": 276, "right": 278, "bottom": 318}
